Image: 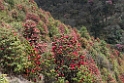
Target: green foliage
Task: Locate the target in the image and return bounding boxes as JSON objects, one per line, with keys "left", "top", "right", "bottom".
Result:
{"left": 99, "top": 40, "right": 109, "bottom": 56}
{"left": 72, "top": 66, "right": 94, "bottom": 83}
{"left": 48, "top": 19, "right": 59, "bottom": 37}
{"left": 96, "top": 54, "right": 110, "bottom": 69}
{"left": 4, "top": 0, "right": 14, "bottom": 7}
{"left": 104, "top": 25, "right": 124, "bottom": 44}
{"left": 0, "top": 27, "right": 28, "bottom": 73}
{"left": 0, "top": 74, "right": 8, "bottom": 83}
{"left": 56, "top": 77, "right": 65, "bottom": 83}
{"left": 90, "top": 40, "right": 109, "bottom": 59}
{"left": 37, "top": 21, "right": 45, "bottom": 34}
{"left": 11, "top": 9, "right": 25, "bottom": 21}
{"left": 79, "top": 37, "right": 88, "bottom": 48}
{"left": 10, "top": 22, "right": 23, "bottom": 32}
{"left": 101, "top": 68, "right": 109, "bottom": 82}
{"left": 22, "top": 39, "right": 42, "bottom": 82}
{"left": 79, "top": 26, "right": 90, "bottom": 39}
{"left": 35, "top": 0, "right": 124, "bottom": 45}
{"left": 0, "top": 11, "right": 13, "bottom": 23}
{"left": 41, "top": 52, "right": 57, "bottom": 83}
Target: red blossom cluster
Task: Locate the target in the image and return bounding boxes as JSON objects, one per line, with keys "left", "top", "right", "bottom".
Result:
{"left": 116, "top": 44, "right": 124, "bottom": 52}
{"left": 24, "top": 14, "right": 48, "bottom": 53}
{"left": 70, "top": 28, "right": 80, "bottom": 41}
{"left": 85, "top": 57, "right": 101, "bottom": 77}
{"left": 17, "top": 4, "right": 24, "bottom": 10}
{"left": 25, "top": 53, "right": 42, "bottom": 80}
{"left": 52, "top": 34, "right": 86, "bottom": 82}
{"left": 119, "top": 74, "right": 124, "bottom": 82}
{"left": 42, "top": 24, "right": 49, "bottom": 34}
{"left": 0, "top": 0, "right": 4, "bottom": 10}
{"left": 52, "top": 35, "right": 79, "bottom": 55}
{"left": 58, "top": 24, "right": 65, "bottom": 34}
{"left": 112, "top": 49, "right": 120, "bottom": 57}
{"left": 107, "top": 74, "right": 115, "bottom": 82}
{"left": 23, "top": 20, "right": 40, "bottom": 44}
{"left": 23, "top": 19, "right": 40, "bottom": 46}
{"left": 31, "top": 5, "right": 37, "bottom": 12}
{"left": 69, "top": 55, "right": 85, "bottom": 70}
{"left": 23, "top": 19, "right": 42, "bottom": 82}
{"left": 35, "top": 43, "right": 47, "bottom": 54}
{"left": 17, "top": 4, "right": 27, "bottom": 13}
{"left": 17, "top": 4, "right": 22, "bottom": 10}
{"left": 26, "top": 13, "right": 40, "bottom": 24}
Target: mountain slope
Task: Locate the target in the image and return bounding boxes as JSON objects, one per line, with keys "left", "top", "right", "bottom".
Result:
{"left": 0, "top": 0, "right": 124, "bottom": 83}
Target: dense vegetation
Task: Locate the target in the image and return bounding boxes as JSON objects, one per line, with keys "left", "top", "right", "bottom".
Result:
{"left": 0, "top": 0, "right": 124, "bottom": 83}
{"left": 35, "top": 0, "right": 124, "bottom": 44}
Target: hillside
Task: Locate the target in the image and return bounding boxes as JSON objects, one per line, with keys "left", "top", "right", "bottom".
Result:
{"left": 35, "top": 0, "right": 124, "bottom": 44}
{"left": 0, "top": 0, "right": 124, "bottom": 83}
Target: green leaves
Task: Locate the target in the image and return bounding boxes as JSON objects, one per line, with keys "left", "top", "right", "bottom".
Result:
{"left": 0, "top": 74, "right": 8, "bottom": 83}
{"left": 72, "top": 66, "right": 94, "bottom": 83}
{"left": 0, "top": 27, "right": 29, "bottom": 73}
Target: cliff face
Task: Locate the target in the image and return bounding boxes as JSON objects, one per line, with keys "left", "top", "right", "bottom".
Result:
{"left": 0, "top": 0, "right": 124, "bottom": 83}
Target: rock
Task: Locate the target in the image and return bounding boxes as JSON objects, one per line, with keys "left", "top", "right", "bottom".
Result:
{"left": 6, "top": 76, "right": 31, "bottom": 83}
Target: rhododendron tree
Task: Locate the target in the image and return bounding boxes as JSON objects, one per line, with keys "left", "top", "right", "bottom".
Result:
{"left": 23, "top": 43, "right": 42, "bottom": 82}
{"left": 26, "top": 13, "right": 40, "bottom": 24}
{"left": 52, "top": 34, "right": 95, "bottom": 83}
{"left": 23, "top": 19, "right": 42, "bottom": 82}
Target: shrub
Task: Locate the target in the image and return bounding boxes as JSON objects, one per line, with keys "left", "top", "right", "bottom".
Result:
{"left": 23, "top": 45, "right": 42, "bottom": 82}
{"left": 79, "top": 37, "right": 88, "bottom": 48}
{"left": 23, "top": 19, "right": 40, "bottom": 44}
{"left": 23, "top": 19, "right": 42, "bottom": 82}
{"left": 48, "top": 22, "right": 59, "bottom": 37}
{"left": 99, "top": 40, "right": 109, "bottom": 56}
{"left": 40, "top": 52, "right": 56, "bottom": 83}
{"left": 0, "top": 27, "right": 28, "bottom": 73}
{"left": 52, "top": 34, "right": 94, "bottom": 83}
{"left": 4, "top": 0, "right": 14, "bottom": 7}
{"left": 79, "top": 26, "right": 90, "bottom": 40}
{"left": 26, "top": 13, "right": 40, "bottom": 24}
{"left": 72, "top": 66, "right": 94, "bottom": 83}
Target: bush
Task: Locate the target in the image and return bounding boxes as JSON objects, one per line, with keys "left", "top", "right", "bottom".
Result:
{"left": 23, "top": 19, "right": 42, "bottom": 82}
{"left": 51, "top": 34, "right": 94, "bottom": 83}
{"left": 79, "top": 26, "right": 90, "bottom": 40}
{"left": 48, "top": 20, "right": 59, "bottom": 37}
{"left": 40, "top": 52, "right": 56, "bottom": 83}
{"left": 0, "top": 27, "right": 28, "bottom": 73}
{"left": 4, "top": 0, "right": 14, "bottom": 7}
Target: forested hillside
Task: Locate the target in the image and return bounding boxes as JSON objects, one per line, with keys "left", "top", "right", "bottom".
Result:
{"left": 35, "top": 0, "right": 124, "bottom": 44}
{"left": 0, "top": 0, "right": 124, "bottom": 83}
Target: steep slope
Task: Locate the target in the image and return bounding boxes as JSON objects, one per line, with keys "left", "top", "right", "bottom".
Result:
{"left": 0, "top": 0, "right": 124, "bottom": 83}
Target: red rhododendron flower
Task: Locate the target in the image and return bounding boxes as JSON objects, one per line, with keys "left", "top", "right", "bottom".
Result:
{"left": 70, "top": 63, "right": 76, "bottom": 70}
